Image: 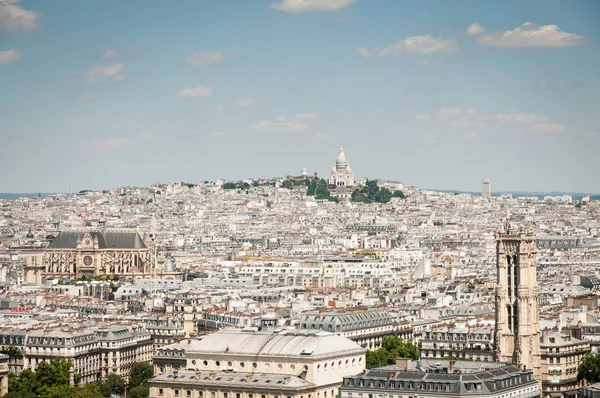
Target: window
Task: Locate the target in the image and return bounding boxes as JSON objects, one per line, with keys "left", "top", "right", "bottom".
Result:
{"left": 158, "top": 389, "right": 164, "bottom": 396}
{"left": 175, "top": 390, "right": 180, "bottom": 397}
{"left": 187, "top": 391, "right": 192, "bottom": 397}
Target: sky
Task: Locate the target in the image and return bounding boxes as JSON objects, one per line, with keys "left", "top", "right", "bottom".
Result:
{"left": 1, "top": 0, "right": 599, "bottom": 194}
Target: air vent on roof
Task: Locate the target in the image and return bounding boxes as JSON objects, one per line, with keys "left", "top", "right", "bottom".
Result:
{"left": 300, "top": 349, "right": 314, "bottom": 355}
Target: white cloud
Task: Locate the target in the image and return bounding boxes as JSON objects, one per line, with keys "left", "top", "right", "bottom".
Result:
{"left": 413, "top": 114, "right": 430, "bottom": 121}
{"left": 527, "top": 123, "right": 564, "bottom": 135}
{"left": 358, "top": 35, "right": 458, "bottom": 58}
{"left": 102, "top": 49, "right": 121, "bottom": 59}
{"left": 177, "top": 86, "right": 213, "bottom": 99}
{"left": 270, "top": 0, "right": 357, "bottom": 13}
{"left": 494, "top": 113, "right": 550, "bottom": 125}
{"left": 0, "top": 0, "right": 41, "bottom": 33}
{"left": 251, "top": 114, "right": 317, "bottom": 133}
{"left": 420, "top": 60, "right": 443, "bottom": 68}
{"left": 466, "top": 23, "right": 486, "bottom": 36}
{"left": 101, "top": 137, "right": 128, "bottom": 148}
{"left": 77, "top": 92, "right": 94, "bottom": 101}
{"left": 138, "top": 132, "right": 161, "bottom": 141}
{"left": 468, "top": 22, "right": 586, "bottom": 48}
{"left": 233, "top": 94, "right": 258, "bottom": 109}
{"left": 86, "top": 62, "right": 125, "bottom": 83}
{"left": 184, "top": 50, "right": 230, "bottom": 67}
{"left": 0, "top": 49, "right": 21, "bottom": 64}
{"left": 584, "top": 132, "right": 599, "bottom": 137}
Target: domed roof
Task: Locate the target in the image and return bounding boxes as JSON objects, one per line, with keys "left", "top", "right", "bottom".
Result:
{"left": 336, "top": 147, "right": 347, "bottom": 164}
{"left": 331, "top": 164, "right": 337, "bottom": 173}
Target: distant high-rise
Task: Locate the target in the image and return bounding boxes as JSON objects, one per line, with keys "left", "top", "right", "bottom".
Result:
{"left": 494, "top": 222, "right": 541, "bottom": 385}
{"left": 482, "top": 178, "right": 491, "bottom": 198}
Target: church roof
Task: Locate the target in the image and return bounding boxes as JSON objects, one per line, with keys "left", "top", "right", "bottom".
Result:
{"left": 336, "top": 147, "right": 347, "bottom": 164}
{"left": 49, "top": 231, "right": 146, "bottom": 249}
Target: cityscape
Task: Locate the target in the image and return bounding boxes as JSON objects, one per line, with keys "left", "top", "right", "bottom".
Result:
{"left": 2, "top": 1, "right": 600, "bottom": 398}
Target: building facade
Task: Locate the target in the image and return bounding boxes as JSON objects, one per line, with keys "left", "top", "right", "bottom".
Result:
{"left": 339, "top": 359, "right": 540, "bottom": 398}
{"left": 494, "top": 222, "right": 542, "bottom": 384}
{"left": 25, "top": 230, "right": 154, "bottom": 283}
{"left": 419, "top": 325, "right": 494, "bottom": 361}
{"left": 539, "top": 330, "right": 590, "bottom": 397}
{"left": 328, "top": 148, "right": 354, "bottom": 188}
{"left": 151, "top": 325, "right": 367, "bottom": 398}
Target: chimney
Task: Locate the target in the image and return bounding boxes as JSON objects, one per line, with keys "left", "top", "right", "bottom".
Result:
{"left": 542, "top": 328, "right": 549, "bottom": 343}
{"left": 395, "top": 358, "right": 412, "bottom": 370}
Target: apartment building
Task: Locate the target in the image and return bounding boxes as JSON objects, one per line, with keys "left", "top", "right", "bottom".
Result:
{"left": 419, "top": 325, "right": 494, "bottom": 361}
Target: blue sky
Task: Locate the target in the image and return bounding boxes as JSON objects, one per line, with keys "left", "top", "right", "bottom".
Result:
{"left": 1, "top": 0, "right": 599, "bottom": 193}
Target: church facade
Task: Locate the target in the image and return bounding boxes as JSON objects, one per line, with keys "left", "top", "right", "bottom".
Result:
{"left": 25, "top": 230, "right": 153, "bottom": 284}
{"left": 328, "top": 147, "right": 355, "bottom": 187}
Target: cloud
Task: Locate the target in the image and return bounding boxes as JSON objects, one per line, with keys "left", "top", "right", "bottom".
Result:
{"left": 184, "top": 50, "right": 230, "bottom": 67}
{"left": 76, "top": 92, "right": 94, "bottom": 101}
{"left": 0, "top": 49, "right": 21, "bottom": 64}
{"left": 102, "top": 49, "right": 121, "bottom": 59}
{"left": 527, "top": 123, "right": 564, "bottom": 135}
{"left": 138, "top": 132, "right": 161, "bottom": 141}
{"left": 413, "top": 114, "right": 430, "bottom": 121}
{"left": 466, "top": 23, "right": 485, "bottom": 36}
{"left": 270, "top": 0, "right": 357, "bottom": 13}
{"left": 211, "top": 131, "right": 225, "bottom": 137}
{"left": 584, "top": 132, "right": 599, "bottom": 138}
{"left": 233, "top": 94, "right": 258, "bottom": 109}
{"left": 467, "top": 22, "right": 586, "bottom": 48}
{"left": 86, "top": 62, "right": 125, "bottom": 83}
{"left": 420, "top": 60, "right": 443, "bottom": 68}
{"left": 0, "top": 0, "right": 41, "bottom": 33}
{"left": 494, "top": 113, "right": 550, "bottom": 125}
{"left": 177, "top": 86, "right": 213, "bottom": 99}
{"left": 358, "top": 35, "right": 458, "bottom": 58}
{"left": 250, "top": 114, "right": 317, "bottom": 133}
{"left": 438, "top": 107, "right": 562, "bottom": 137}
{"left": 99, "top": 137, "right": 128, "bottom": 148}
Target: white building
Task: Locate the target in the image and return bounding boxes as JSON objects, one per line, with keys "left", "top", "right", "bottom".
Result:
{"left": 328, "top": 148, "right": 355, "bottom": 188}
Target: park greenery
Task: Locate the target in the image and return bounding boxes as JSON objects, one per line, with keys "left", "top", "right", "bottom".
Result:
{"left": 306, "top": 178, "right": 338, "bottom": 202}
{"left": 578, "top": 353, "right": 600, "bottom": 384}
{"left": 4, "top": 359, "right": 154, "bottom": 398}
{"left": 223, "top": 182, "right": 251, "bottom": 190}
{"left": 351, "top": 180, "right": 405, "bottom": 204}
{"left": 365, "top": 336, "right": 419, "bottom": 369}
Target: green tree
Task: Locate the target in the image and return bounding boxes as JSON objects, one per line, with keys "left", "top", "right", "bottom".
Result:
{"left": 9, "top": 369, "right": 38, "bottom": 395}
{"left": 43, "top": 384, "right": 75, "bottom": 398}
{"left": 72, "top": 384, "right": 104, "bottom": 398}
{"left": 2, "top": 392, "right": 37, "bottom": 398}
{"left": 223, "top": 182, "right": 236, "bottom": 190}
{"left": 392, "top": 190, "right": 405, "bottom": 199}
{"left": 365, "top": 336, "right": 419, "bottom": 369}
{"left": 281, "top": 180, "right": 294, "bottom": 190}
{"left": 100, "top": 373, "right": 125, "bottom": 398}
{"left": 128, "top": 362, "right": 154, "bottom": 389}
{"left": 128, "top": 386, "right": 149, "bottom": 398}
{"left": 578, "top": 353, "right": 600, "bottom": 384}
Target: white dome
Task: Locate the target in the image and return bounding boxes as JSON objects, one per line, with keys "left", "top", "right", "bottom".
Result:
{"left": 336, "top": 147, "right": 347, "bottom": 164}
{"left": 331, "top": 164, "right": 337, "bottom": 173}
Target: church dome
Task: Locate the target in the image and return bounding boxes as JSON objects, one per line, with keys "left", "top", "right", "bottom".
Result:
{"left": 336, "top": 147, "right": 347, "bottom": 169}
{"left": 331, "top": 164, "right": 337, "bottom": 173}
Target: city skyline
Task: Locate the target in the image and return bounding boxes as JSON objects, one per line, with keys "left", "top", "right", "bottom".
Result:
{"left": 1, "top": 0, "right": 600, "bottom": 193}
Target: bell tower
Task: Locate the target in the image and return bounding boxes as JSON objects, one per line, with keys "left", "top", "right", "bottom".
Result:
{"left": 494, "top": 221, "right": 541, "bottom": 384}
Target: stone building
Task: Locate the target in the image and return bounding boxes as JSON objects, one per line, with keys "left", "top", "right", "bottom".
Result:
{"left": 539, "top": 329, "right": 590, "bottom": 397}
{"left": 328, "top": 148, "right": 354, "bottom": 188}
{"left": 339, "top": 359, "right": 540, "bottom": 398}
{"left": 299, "top": 308, "right": 412, "bottom": 350}
{"left": 25, "top": 229, "right": 154, "bottom": 283}
{"left": 0, "top": 354, "right": 8, "bottom": 397}
{"left": 2, "top": 325, "right": 152, "bottom": 385}
{"left": 150, "top": 322, "right": 366, "bottom": 398}
{"left": 494, "top": 222, "right": 542, "bottom": 384}
{"left": 419, "top": 325, "right": 494, "bottom": 361}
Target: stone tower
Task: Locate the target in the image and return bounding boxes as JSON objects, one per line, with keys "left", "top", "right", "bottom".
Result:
{"left": 494, "top": 221, "right": 541, "bottom": 384}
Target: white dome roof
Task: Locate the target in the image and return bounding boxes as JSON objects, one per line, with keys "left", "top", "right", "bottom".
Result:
{"left": 336, "top": 147, "right": 347, "bottom": 164}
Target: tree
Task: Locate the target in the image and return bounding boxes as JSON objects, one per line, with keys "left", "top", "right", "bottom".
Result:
{"left": 2, "top": 392, "right": 36, "bottom": 398}
{"left": 365, "top": 336, "right": 419, "bottom": 369}
{"left": 72, "top": 384, "right": 104, "bottom": 398}
{"left": 100, "top": 373, "right": 125, "bottom": 398}
{"left": 128, "top": 386, "right": 149, "bottom": 398}
{"left": 392, "top": 190, "right": 405, "bottom": 199}
{"left": 578, "top": 353, "right": 600, "bottom": 384}
{"left": 129, "top": 362, "right": 154, "bottom": 389}
{"left": 35, "top": 358, "right": 71, "bottom": 397}
{"left": 43, "top": 384, "right": 75, "bottom": 398}
{"left": 8, "top": 370, "right": 38, "bottom": 395}
{"left": 281, "top": 180, "right": 294, "bottom": 190}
